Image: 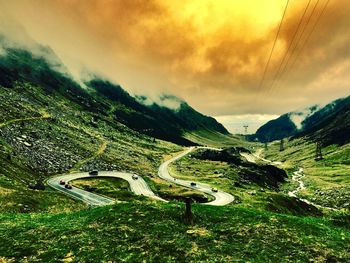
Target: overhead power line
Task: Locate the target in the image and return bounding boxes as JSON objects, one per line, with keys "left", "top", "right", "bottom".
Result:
{"left": 257, "top": 0, "right": 290, "bottom": 92}
{"left": 273, "top": 0, "right": 321, "bottom": 90}
{"left": 268, "top": 0, "right": 312, "bottom": 94}
{"left": 278, "top": 0, "right": 330, "bottom": 86}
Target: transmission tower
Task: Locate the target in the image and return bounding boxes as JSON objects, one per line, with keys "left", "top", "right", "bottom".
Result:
{"left": 315, "top": 141, "right": 323, "bottom": 161}
{"left": 243, "top": 125, "right": 249, "bottom": 135}
{"left": 280, "top": 139, "right": 284, "bottom": 151}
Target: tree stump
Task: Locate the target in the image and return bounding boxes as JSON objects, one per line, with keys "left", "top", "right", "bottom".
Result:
{"left": 183, "top": 197, "right": 194, "bottom": 225}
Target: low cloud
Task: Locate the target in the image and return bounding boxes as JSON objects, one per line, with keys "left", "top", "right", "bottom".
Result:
{"left": 137, "top": 94, "right": 183, "bottom": 111}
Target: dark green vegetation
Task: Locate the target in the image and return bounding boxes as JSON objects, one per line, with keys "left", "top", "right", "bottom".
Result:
{"left": 251, "top": 93, "right": 350, "bottom": 213}
{"left": 1, "top": 43, "right": 227, "bottom": 212}
{"left": 0, "top": 81, "right": 184, "bottom": 212}
{"left": 89, "top": 79, "right": 228, "bottom": 146}
{"left": 253, "top": 96, "right": 350, "bottom": 143}
{"left": 1, "top": 201, "right": 350, "bottom": 262}
{"left": 0, "top": 41, "right": 228, "bottom": 147}
{"left": 253, "top": 93, "right": 350, "bottom": 212}
{"left": 295, "top": 103, "right": 350, "bottom": 146}
{"left": 254, "top": 114, "right": 298, "bottom": 142}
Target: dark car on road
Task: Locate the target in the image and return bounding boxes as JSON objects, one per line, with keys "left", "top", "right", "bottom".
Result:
{"left": 59, "top": 180, "right": 65, "bottom": 185}
{"left": 89, "top": 170, "right": 98, "bottom": 176}
{"left": 190, "top": 182, "right": 197, "bottom": 187}
{"left": 65, "top": 184, "right": 72, "bottom": 189}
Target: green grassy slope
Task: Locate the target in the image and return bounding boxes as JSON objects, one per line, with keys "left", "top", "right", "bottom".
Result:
{"left": 263, "top": 138, "right": 350, "bottom": 209}
{"left": 1, "top": 202, "right": 349, "bottom": 262}
{"left": 0, "top": 82, "right": 186, "bottom": 212}
{"left": 168, "top": 148, "right": 323, "bottom": 216}
{"left": 0, "top": 44, "right": 245, "bottom": 212}
{"left": 184, "top": 129, "right": 253, "bottom": 148}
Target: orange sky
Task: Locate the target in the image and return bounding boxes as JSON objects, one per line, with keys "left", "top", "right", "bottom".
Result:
{"left": 0, "top": 0, "right": 349, "bottom": 129}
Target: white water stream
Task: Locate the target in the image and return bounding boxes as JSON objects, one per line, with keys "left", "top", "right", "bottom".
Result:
{"left": 241, "top": 150, "right": 337, "bottom": 211}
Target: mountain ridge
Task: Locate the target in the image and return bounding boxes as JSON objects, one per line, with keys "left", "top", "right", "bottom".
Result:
{"left": 0, "top": 40, "right": 228, "bottom": 146}
{"left": 253, "top": 95, "right": 350, "bottom": 144}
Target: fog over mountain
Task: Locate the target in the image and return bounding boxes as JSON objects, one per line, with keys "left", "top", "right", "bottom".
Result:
{"left": 254, "top": 95, "right": 350, "bottom": 142}
{"left": 1, "top": 0, "right": 350, "bottom": 130}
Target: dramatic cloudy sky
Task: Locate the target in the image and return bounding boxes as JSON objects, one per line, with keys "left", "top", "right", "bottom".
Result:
{"left": 0, "top": 0, "right": 349, "bottom": 133}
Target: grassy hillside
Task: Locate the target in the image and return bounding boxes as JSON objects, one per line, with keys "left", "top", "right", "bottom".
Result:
{"left": 184, "top": 129, "right": 253, "bottom": 148}
{"left": 0, "top": 44, "right": 244, "bottom": 213}
{"left": 0, "top": 80, "right": 187, "bottom": 213}
{"left": 1, "top": 201, "right": 350, "bottom": 262}
{"left": 263, "top": 138, "right": 350, "bottom": 210}
{"left": 168, "top": 148, "right": 324, "bottom": 216}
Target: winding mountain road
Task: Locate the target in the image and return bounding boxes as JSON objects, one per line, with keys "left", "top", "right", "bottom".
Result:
{"left": 48, "top": 147, "right": 234, "bottom": 206}
{"left": 47, "top": 171, "right": 165, "bottom": 206}
{"left": 159, "top": 147, "right": 234, "bottom": 206}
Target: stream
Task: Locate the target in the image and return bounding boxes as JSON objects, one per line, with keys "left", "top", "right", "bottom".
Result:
{"left": 241, "top": 150, "right": 337, "bottom": 211}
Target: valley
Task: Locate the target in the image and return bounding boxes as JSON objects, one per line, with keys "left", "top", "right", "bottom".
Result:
{"left": 0, "top": 31, "right": 349, "bottom": 262}
{"left": 1, "top": 80, "right": 349, "bottom": 261}
{"left": 263, "top": 139, "right": 350, "bottom": 211}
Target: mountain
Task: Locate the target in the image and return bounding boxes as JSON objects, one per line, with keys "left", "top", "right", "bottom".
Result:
{"left": 254, "top": 114, "right": 298, "bottom": 142}
{"left": 253, "top": 105, "right": 319, "bottom": 142}
{"left": 253, "top": 96, "right": 350, "bottom": 143}
{"left": 0, "top": 39, "right": 236, "bottom": 212}
{"left": 294, "top": 102, "right": 350, "bottom": 146}
{"left": 87, "top": 79, "right": 228, "bottom": 145}
{"left": 0, "top": 41, "right": 228, "bottom": 146}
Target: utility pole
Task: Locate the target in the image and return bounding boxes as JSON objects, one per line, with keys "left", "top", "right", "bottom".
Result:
{"left": 315, "top": 141, "right": 323, "bottom": 161}
{"left": 264, "top": 142, "right": 268, "bottom": 150}
{"left": 279, "top": 139, "right": 284, "bottom": 151}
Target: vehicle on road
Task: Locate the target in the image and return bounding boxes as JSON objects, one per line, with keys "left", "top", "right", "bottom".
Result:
{"left": 132, "top": 174, "right": 139, "bottom": 180}
{"left": 59, "top": 180, "right": 65, "bottom": 185}
{"left": 89, "top": 170, "right": 99, "bottom": 176}
{"left": 212, "top": 187, "right": 218, "bottom": 192}
{"left": 190, "top": 182, "right": 197, "bottom": 187}
{"left": 65, "top": 184, "right": 72, "bottom": 189}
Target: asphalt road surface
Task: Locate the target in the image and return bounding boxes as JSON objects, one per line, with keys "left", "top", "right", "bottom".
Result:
{"left": 47, "top": 171, "right": 165, "bottom": 206}
{"left": 48, "top": 147, "right": 234, "bottom": 206}
{"left": 158, "top": 147, "right": 234, "bottom": 206}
